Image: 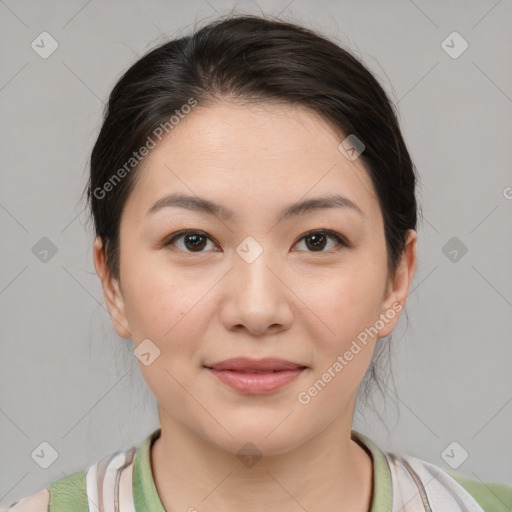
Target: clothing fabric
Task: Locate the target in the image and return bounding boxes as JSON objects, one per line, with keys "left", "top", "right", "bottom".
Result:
{"left": 3, "top": 428, "right": 511, "bottom": 511}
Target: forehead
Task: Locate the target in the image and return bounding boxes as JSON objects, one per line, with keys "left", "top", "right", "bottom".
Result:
{"left": 123, "top": 100, "right": 380, "bottom": 224}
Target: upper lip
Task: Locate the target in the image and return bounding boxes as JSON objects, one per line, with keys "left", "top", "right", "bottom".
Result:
{"left": 205, "top": 357, "right": 307, "bottom": 372}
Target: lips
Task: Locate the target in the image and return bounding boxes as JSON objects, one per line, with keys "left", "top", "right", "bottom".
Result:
{"left": 204, "top": 357, "right": 307, "bottom": 372}
{"left": 205, "top": 358, "right": 308, "bottom": 394}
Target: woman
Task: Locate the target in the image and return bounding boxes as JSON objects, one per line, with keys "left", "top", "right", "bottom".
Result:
{"left": 6, "top": 14, "right": 511, "bottom": 512}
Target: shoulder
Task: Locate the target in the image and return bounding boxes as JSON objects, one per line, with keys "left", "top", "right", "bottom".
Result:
{"left": 2, "top": 429, "right": 159, "bottom": 512}
{"left": 399, "top": 453, "right": 512, "bottom": 512}
{"left": 2, "top": 469, "right": 88, "bottom": 512}
{"left": 382, "top": 447, "right": 512, "bottom": 512}
{"left": 2, "top": 487, "right": 50, "bottom": 512}
{"left": 449, "top": 471, "right": 512, "bottom": 512}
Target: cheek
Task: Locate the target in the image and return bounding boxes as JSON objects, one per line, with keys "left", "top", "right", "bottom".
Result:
{"left": 121, "top": 256, "right": 201, "bottom": 338}
{"left": 319, "top": 257, "right": 386, "bottom": 336}
{"left": 297, "top": 275, "right": 384, "bottom": 411}
{"left": 122, "top": 270, "right": 208, "bottom": 405}
{"left": 120, "top": 259, "right": 221, "bottom": 368}
{"left": 304, "top": 252, "right": 387, "bottom": 390}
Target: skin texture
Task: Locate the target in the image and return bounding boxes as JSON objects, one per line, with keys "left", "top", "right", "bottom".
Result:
{"left": 94, "top": 100, "right": 417, "bottom": 512}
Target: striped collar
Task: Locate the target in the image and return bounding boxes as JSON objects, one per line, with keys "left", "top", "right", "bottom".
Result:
{"left": 131, "top": 428, "right": 393, "bottom": 512}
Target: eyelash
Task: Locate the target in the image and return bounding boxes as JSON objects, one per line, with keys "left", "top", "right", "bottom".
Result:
{"left": 163, "top": 229, "right": 348, "bottom": 254}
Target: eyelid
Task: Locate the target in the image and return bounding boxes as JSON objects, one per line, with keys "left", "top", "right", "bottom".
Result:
{"left": 164, "top": 228, "right": 349, "bottom": 253}
{"left": 164, "top": 229, "right": 219, "bottom": 250}
{"left": 295, "top": 229, "right": 349, "bottom": 247}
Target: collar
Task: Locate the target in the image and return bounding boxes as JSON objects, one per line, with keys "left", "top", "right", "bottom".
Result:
{"left": 132, "top": 428, "right": 393, "bottom": 512}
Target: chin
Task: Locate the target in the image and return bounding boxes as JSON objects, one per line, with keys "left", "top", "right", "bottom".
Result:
{"left": 205, "top": 422, "right": 305, "bottom": 458}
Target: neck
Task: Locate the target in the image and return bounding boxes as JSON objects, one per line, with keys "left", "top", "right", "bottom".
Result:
{"left": 150, "top": 413, "right": 374, "bottom": 512}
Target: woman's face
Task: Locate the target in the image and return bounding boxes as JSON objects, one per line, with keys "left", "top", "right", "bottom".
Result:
{"left": 94, "top": 100, "right": 416, "bottom": 455}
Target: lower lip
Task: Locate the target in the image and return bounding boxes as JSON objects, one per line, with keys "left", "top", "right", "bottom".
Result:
{"left": 206, "top": 368, "right": 305, "bottom": 394}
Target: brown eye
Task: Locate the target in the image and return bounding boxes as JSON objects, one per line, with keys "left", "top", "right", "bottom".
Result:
{"left": 165, "top": 231, "right": 216, "bottom": 252}
{"left": 293, "top": 230, "right": 347, "bottom": 253}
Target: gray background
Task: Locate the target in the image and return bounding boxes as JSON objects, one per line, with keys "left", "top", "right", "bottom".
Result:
{"left": 1, "top": 0, "right": 511, "bottom": 506}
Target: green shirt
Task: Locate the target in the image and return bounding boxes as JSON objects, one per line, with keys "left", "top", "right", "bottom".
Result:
{"left": 6, "top": 428, "right": 512, "bottom": 511}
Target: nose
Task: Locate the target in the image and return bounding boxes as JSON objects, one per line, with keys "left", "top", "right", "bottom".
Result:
{"left": 219, "top": 249, "right": 294, "bottom": 337}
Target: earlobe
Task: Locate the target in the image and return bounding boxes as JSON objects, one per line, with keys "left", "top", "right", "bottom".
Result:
{"left": 93, "top": 236, "right": 131, "bottom": 339}
{"left": 377, "top": 229, "right": 417, "bottom": 338}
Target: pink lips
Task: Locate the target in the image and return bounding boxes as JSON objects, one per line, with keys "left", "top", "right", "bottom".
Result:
{"left": 205, "top": 357, "right": 307, "bottom": 394}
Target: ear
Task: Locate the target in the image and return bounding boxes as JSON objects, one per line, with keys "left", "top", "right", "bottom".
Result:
{"left": 376, "top": 229, "right": 417, "bottom": 338}
{"left": 93, "top": 236, "right": 131, "bottom": 339}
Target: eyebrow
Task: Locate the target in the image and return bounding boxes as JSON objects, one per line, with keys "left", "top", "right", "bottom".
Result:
{"left": 145, "top": 192, "right": 364, "bottom": 221}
